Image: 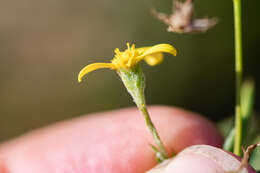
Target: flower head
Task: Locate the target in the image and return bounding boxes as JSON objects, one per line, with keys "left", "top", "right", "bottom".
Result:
{"left": 78, "top": 43, "right": 176, "bottom": 82}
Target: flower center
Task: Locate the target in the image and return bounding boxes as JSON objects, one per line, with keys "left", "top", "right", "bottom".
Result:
{"left": 111, "top": 43, "right": 141, "bottom": 70}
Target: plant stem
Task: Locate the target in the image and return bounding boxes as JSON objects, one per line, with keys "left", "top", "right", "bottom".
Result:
{"left": 140, "top": 105, "right": 168, "bottom": 160}
{"left": 233, "top": 0, "right": 243, "bottom": 156}
{"left": 119, "top": 65, "right": 168, "bottom": 162}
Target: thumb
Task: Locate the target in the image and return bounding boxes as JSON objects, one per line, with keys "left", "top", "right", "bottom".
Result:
{"left": 147, "top": 145, "right": 256, "bottom": 173}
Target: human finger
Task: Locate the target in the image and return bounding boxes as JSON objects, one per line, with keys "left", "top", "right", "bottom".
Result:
{"left": 0, "top": 106, "right": 223, "bottom": 173}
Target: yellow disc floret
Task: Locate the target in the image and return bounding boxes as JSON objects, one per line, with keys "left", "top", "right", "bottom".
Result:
{"left": 111, "top": 43, "right": 141, "bottom": 69}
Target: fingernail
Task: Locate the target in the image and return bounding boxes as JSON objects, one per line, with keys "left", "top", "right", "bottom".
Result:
{"left": 147, "top": 145, "right": 249, "bottom": 173}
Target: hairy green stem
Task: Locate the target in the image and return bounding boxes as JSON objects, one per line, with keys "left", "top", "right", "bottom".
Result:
{"left": 233, "top": 0, "right": 243, "bottom": 156}
{"left": 118, "top": 65, "right": 168, "bottom": 162}
{"left": 140, "top": 105, "right": 168, "bottom": 161}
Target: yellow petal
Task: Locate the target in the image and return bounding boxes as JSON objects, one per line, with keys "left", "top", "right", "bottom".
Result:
{"left": 136, "top": 46, "right": 150, "bottom": 54}
{"left": 144, "top": 53, "right": 164, "bottom": 66}
{"left": 136, "top": 44, "right": 177, "bottom": 63}
{"left": 78, "top": 63, "right": 115, "bottom": 82}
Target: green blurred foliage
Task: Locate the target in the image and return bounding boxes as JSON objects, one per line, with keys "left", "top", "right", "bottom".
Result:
{"left": 0, "top": 0, "right": 259, "bottom": 141}
{"left": 250, "top": 135, "right": 260, "bottom": 171}
{"left": 218, "top": 115, "right": 260, "bottom": 170}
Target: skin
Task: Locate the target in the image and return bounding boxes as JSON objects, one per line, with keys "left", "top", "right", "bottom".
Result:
{"left": 0, "top": 106, "right": 223, "bottom": 173}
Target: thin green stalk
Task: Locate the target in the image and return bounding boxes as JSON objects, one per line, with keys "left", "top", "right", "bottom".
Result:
{"left": 140, "top": 105, "right": 168, "bottom": 160}
{"left": 119, "top": 65, "right": 168, "bottom": 162}
{"left": 233, "top": 0, "right": 243, "bottom": 156}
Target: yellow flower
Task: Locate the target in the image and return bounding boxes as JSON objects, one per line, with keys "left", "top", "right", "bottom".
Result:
{"left": 78, "top": 43, "right": 177, "bottom": 82}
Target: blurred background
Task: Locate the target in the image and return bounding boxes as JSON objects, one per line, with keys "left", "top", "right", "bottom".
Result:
{"left": 0, "top": 0, "right": 258, "bottom": 141}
